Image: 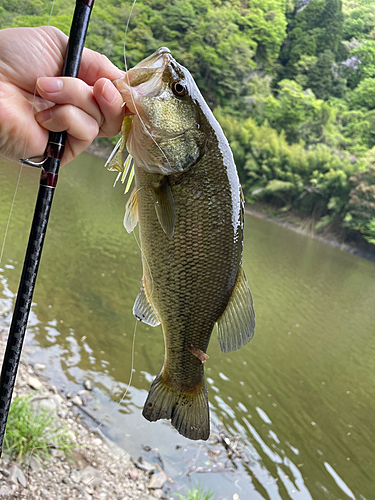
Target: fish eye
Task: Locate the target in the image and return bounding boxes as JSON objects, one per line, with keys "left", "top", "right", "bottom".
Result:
{"left": 171, "top": 81, "right": 187, "bottom": 97}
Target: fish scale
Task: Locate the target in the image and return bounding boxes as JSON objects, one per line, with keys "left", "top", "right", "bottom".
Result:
{"left": 136, "top": 145, "right": 242, "bottom": 414}
{"left": 108, "top": 47, "right": 255, "bottom": 440}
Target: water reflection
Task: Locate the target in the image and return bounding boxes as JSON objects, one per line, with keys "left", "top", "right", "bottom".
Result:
{"left": 1, "top": 155, "right": 375, "bottom": 499}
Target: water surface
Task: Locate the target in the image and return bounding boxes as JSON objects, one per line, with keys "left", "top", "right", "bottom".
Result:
{"left": 1, "top": 154, "right": 374, "bottom": 499}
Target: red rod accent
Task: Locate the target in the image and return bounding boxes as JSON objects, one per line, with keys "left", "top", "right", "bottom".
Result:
{"left": 40, "top": 171, "right": 58, "bottom": 188}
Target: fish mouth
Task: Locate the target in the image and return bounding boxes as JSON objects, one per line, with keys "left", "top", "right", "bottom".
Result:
{"left": 113, "top": 48, "right": 175, "bottom": 115}
{"left": 132, "top": 47, "right": 172, "bottom": 71}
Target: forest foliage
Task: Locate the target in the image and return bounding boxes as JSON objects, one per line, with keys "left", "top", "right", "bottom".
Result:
{"left": 2, "top": 0, "right": 375, "bottom": 246}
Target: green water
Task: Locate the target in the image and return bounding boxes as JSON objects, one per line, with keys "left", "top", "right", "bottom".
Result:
{"left": 1, "top": 154, "right": 375, "bottom": 499}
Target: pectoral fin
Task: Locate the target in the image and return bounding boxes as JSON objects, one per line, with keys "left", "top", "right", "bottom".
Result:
{"left": 151, "top": 178, "right": 176, "bottom": 239}
{"left": 217, "top": 267, "right": 255, "bottom": 353}
{"left": 124, "top": 187, "right": 138, "bottom": 233}
{"left": 133, "top": 283, "right": 160, "bottom": 327}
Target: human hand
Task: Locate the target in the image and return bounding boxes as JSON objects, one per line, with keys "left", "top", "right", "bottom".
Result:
{"left": 0, "top": 26, "right": 126, "bottom": 166}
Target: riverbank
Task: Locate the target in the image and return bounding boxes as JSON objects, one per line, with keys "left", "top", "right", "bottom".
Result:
{"left": 245, "top": 201, "right": 375, "bottom": 262}
{"left": 0, "top": 313, "right": 247, "bottom": 499}
{"left": 87, "top": 140, "right": 375, "bottom": 263}
{"left": 0, "top": 320, "right": 166, "bottom": 500}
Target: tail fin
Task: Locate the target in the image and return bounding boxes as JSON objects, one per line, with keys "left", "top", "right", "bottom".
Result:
{"left": 142, "top": 370, "right": 210, "bottom": 441}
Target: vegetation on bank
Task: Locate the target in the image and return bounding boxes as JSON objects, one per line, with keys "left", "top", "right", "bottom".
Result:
{"left": 177, "top": 485, "right": 214, "bottom": 500}
{"left": 2, "top": 0, "right": 375, "bottom": 247}
{"left": 4, "top": 395, "right": 72, "bottom": 460}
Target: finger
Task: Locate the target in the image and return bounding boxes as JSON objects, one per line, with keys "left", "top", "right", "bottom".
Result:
{"left": 35, "top": 104, "right": 100, "bottom": 166}
{"left": 79, "top": 48, "right": 124, "bottom": 86}
{"left": 37, "top": 77, "right": 102, "bottom": 126}
{"left": 35, "top": 104, "right": 99, "bottom": 143}
{"left": 93, "top": 78, "right": 125, "bottom": 137}
{"left": 61, "top": 135, "right": 92, "bottom": 166}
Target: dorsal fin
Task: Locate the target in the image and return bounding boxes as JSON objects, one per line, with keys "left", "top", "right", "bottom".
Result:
{"left": 217, "top": 267, "right": 255, "bottom": 352}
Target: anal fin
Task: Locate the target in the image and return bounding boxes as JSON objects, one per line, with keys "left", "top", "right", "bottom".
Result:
{"left": 217, "top": 267, "right": 255, "bottom": 353}
{"left": 133, "top": 283, "right": 160, "bottom": 327}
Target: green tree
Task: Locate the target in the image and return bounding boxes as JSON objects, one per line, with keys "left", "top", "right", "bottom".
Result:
{"left": 344, "top": 166, "right": 375, "bottom": 243}
{"left": 350, "top": 77, "right": 375, "bottom": 109}
{"left": 277, "top": 0, "right": 344, "bottom": 98}
{"left": 348, "top": 40, "right": 375, "bottom": 88}
{"left": 250, "top": 79, "right": 333, "bottom": 144}
{"left": 1, "top": 0, "right": 288, "bottom": 108}
{"left": 307, "top": 49, "right": 336, "bottom": 99}
{"left": 342, "top": 0, "right": 375, "bottom": 41}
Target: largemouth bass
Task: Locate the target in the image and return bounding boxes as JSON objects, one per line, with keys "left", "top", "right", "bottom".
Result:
{"left": 107, "top": 48, "right": 255, "bottom": 441}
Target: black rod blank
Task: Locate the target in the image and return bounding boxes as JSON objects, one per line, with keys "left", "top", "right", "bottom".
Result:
{"left": 0, "top": 0, "right": 95, "bottom": 453}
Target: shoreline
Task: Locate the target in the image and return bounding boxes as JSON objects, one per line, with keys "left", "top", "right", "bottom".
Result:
{"left": 245, "top": 202, "right": 375, "bottom": 262}
{"left": 0, "top": 312, "right": 248, "bottom": 499}
{"left": 87, "top": 139, "right": 375, "bottom": 263}
{"left": 0, "top": 320, "right": 163, "bottom": 500}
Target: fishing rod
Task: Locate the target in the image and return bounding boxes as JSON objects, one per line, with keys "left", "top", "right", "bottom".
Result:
{"left": 0, "top": 0, "right": 95, "bottom": 454}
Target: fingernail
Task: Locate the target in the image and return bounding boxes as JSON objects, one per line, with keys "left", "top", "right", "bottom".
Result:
{"left": 38, "top": 77, "right": 63, "bottom": 93}
{"left": 102, "top": 80, "right": 118, "bottom": 104}
{"left": 36, "top": 108, "right": 52, "bottom": 122}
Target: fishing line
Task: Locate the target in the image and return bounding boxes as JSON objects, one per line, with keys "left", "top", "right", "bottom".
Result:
{"left": 0, "top": 0, "right": 57, "bottom": 270}
{"left": 1, "top": 4, "right": 57, "bottom": 497}
{"left": 92, "top": 318, "right": 138, "bottom": 435}
{"left": 0, "top": 167, "right": 23, "bottom": 268}
{"left": 131, "top": 226, "right": 155, "bottom": 297}
{"left": 25, "top": 312, "right": 137, "bottom": 493}
{"left": 123, "top": 0, "right": 137, "bottom": 71}
{"left": 21, "top": 0, "right": 56, "bottom": 161}
{"left": 122, "top": 0, "right": 172, "bottom": 172}
{"left": 123, "top": 184, "right": 155, "bottom": 295}
{"left": 84, "top": 318, "right": 139, "bottom": 488}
